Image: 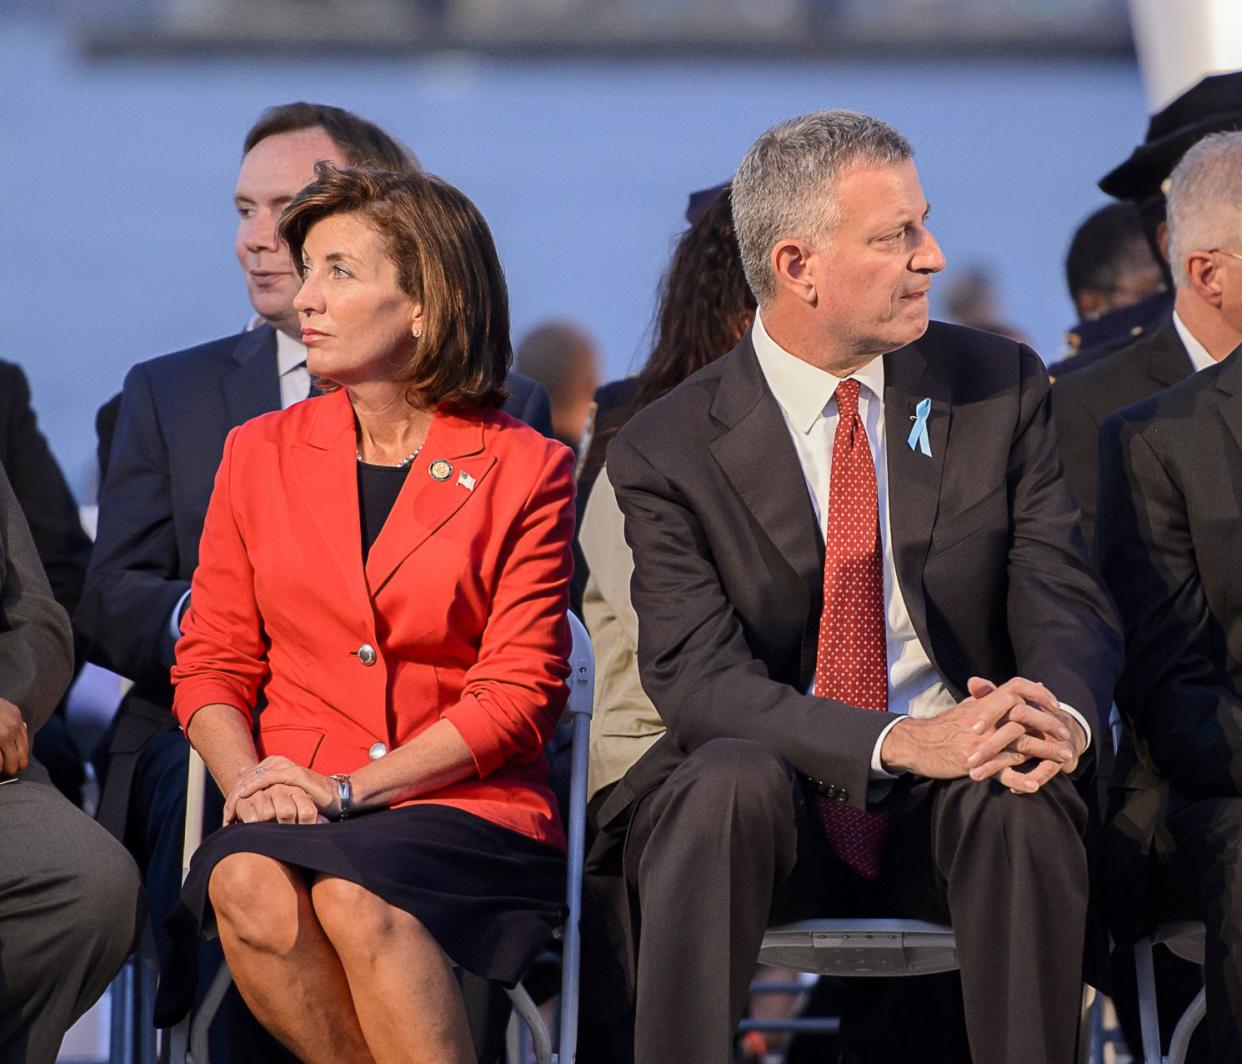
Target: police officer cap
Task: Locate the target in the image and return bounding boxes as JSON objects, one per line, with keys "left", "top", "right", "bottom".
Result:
{"left": 1100, "top": 70, "right": 1242, "bottom": 202}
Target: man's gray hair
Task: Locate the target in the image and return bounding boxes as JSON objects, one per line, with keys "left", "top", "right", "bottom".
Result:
{"left": 1166, "top": 131, "right": 1242, "bottom": 288}
{"left": 731, "top": 110, "right": 913, "bottom": 302}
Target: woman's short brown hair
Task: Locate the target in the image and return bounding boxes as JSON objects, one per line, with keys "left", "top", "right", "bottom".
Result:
{"left": 279, "top": 162, "right": 510, "bottom": 409}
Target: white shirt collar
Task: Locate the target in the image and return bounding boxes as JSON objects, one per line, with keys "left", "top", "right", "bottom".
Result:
{"left": 274, "top": 328, "right": 309, "bottom": 376}
{"left": 750, "top": 308, "right": 886, "bottom": 433}
{"left": 1171, "top": 309, "right": 1218, "bottom": 373}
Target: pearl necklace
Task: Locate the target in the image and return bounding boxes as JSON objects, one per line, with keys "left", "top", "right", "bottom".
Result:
{"left": 357, "top": 445, "right": 422, "bottom": 468}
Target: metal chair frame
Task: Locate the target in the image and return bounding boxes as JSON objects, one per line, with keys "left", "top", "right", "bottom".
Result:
{"left": 1133, "top": 921, "right": 1207, "bottom": 1064}
{"left": 166, "top": 611, "right": 595, "bottom": 1064}
{"left": 754, "top": 918, "right": 1098, "bottom": 1063}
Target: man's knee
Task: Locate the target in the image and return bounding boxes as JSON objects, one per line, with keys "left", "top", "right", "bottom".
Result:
{"left": 953, "top": 777, "right": 1088, "bottom": 857}
{"left": 209, "top": 852, "right": 303, "bottom": 953}
{"left": 662, "top": 738, "right": 795, "bottom": 827}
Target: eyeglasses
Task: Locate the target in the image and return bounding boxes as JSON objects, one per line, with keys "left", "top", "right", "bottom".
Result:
{"left": 1208, "top": 248, "right": 1242, "bottom": 262}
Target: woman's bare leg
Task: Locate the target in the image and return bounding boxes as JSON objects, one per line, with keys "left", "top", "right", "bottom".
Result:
{"left": 208, "top": 853, "right": 376, "bottom": 1064}
{"left": 311, "top": 874, "right": 475, "bottom": 1064}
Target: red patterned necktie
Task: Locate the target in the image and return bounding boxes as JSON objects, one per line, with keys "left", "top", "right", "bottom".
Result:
{"left": 813, "top": 378, "right": 890, "bottom": 880}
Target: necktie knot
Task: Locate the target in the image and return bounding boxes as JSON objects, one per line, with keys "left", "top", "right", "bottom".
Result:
{"left": 835, "top": 378, "right": 861, "bottom": 419}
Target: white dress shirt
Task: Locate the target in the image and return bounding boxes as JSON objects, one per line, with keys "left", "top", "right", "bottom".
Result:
{"left": 1172, "top": 309, "right": 1221, "bottom": 373}
{"left": 749, "top": 312, "right": 1090, "bottom": 776}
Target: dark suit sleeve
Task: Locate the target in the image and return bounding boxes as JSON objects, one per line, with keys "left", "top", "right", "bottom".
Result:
{"left": 1051, "top": 379, "right": 1103, "bottom": 550}
{"left": 0, "top": 364, "right": 91, "bottom": 618}
{"left": 0, "top": 463, "right": 73, "bottom": 734}
{"left": 96, "top": 393, "right": 121, "bottom": 486}
{"left": 506, "top": 374, "right": 554, "bottom": 438}
{"left": 1007, "top": 348, "right": 1122, "bottom": 748}
{"left": 1097, "top": 412, "right": 1242, "bottom": 795}
{"left": 609, "top": 432, "right": 890, "bottom": 812}
{"left": 76, "top": 363, "right": 190, "bottom": 682}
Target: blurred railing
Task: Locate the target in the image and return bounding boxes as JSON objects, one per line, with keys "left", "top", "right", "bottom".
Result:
{"left": 52, "top": 0, "right": 1134, "bottom": 58}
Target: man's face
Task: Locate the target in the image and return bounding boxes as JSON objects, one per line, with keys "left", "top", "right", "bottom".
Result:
{"left": 234, "top": 127, "right": 350, "bottom": 337}
{"left": 807, "top": 159, "right": 945, "bottom": 357}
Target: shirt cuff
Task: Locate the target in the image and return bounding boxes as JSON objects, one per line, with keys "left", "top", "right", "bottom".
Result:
{"left": 1058, "top": 701, "right": 1092, "bottom": 752}
{"left": 169, "top": 589, "right": 192, "bottom": 643}
{"left": 869, "top": 716, "right": 905, "bottom": 780}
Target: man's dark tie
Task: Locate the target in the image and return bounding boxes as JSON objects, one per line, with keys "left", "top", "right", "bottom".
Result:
{"left": 813, "top": 378, "right": 890, "bottom": 880}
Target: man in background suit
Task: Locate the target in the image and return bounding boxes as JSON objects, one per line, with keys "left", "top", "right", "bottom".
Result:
{"left": 77, "top": 101, "right": 549, "bottom": 1058}
{"left": 1052, "top": 128, "right": 1242, "bottom": 547}
{"left": 596, "top": 110, "right": 1120, "bottom": 1063}
{"left": 1097, "top": 132, "right": 1242, "bottom": 1062}
{"left": 0, "top": 359, "right": 93, "bottom": 801}
{"left": 0, "top": 461, "right": 142, "bottom": 1064}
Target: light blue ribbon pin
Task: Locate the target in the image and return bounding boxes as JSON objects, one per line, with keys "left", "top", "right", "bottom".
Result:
{"left": 907, "top": 397, "right": 932, "bottom": 457}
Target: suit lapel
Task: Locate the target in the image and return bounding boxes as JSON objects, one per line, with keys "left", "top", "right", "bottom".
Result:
{"left": 1145, "top": 322, "right": 1194, "bottom": 389}
{"left": 707, "top": 341, "right": 823, "bottom": 679}
{"left": 363, "top": 410, "right": 495, "bottom": 597}
{"left": 883, "top": 340, "right": 951, "bottom": 667}
{"left": 292, "top": 389, "right": 372, "bottom": 620}
{"left": 222, "top": 325, "right": 282, "bottom": 425}
{"left": 1215, "top": 347, "right": 1242, "bottom": 459}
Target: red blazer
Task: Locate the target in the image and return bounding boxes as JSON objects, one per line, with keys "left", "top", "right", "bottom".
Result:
{"left": 171, "top": 388, "right": 575, "bottom": 848}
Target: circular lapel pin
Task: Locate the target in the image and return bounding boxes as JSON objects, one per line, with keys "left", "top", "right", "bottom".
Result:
{"left": 429, "top": 459, "right": 453, "bottom": 481}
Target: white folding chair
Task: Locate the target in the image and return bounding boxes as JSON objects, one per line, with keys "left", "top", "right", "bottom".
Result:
{"left": 167, "top": 611, "right": 594, "bottom": 1064}
{"left": 755, "top": 919, "right": 1099, "bottom": 1063}
{"left": 1133, "top": 921, "right": 1207, "bottom": 1064}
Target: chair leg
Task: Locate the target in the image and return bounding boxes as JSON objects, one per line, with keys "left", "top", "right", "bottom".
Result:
{"left": 1076, "top": 983, "right": 1096, "bottom": 1064}
{"left": 505, "top": 982, "right": 552, "bottom": 1064}
{"left": 1167, "top": 986, "right": 1206, "bottom": 1064}
{"left": 186, "top": 962, "right": 234, "bottom": 1064}
{"left": 1134, "top": 937, "right": 1164, "bottom": 1064}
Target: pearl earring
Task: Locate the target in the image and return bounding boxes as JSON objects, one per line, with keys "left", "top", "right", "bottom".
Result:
{"left": 413, "top": 329, "right": 421, "bottom": 338}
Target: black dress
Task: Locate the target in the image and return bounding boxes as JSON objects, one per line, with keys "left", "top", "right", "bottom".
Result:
{"left": 154, "top": 462, "right": 565, "bottom": 1026}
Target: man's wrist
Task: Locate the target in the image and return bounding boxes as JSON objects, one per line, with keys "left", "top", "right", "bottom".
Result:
{"left": 879, "top": 717, "right": 916, "bottom": 775}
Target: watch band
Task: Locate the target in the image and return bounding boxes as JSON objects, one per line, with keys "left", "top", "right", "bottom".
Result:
{"left": 330, "top": 774, "right": 354, "bottom": 820}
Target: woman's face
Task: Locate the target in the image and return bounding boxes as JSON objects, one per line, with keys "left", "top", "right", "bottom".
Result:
{"left": 293, "top": 211, "right": 423, "bottom": 386}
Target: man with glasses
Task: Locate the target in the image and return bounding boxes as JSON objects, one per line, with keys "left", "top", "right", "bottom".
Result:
{"left": 1098, "top": 130, "right": 1242, "bottom": 1060}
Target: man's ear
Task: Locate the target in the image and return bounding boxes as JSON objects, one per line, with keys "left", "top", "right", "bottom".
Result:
{"left": 771, "top": 238, "right": 818, "bottom": 306}
{"left": 1185, "top": 252, "right": 1224, "bottom": 308}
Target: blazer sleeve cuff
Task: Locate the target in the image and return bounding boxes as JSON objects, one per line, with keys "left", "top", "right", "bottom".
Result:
{"left": 173, "top": 680, "right": 254, "bottom": 733}
{"left": 441, "top": 696, "right": 508, "bottom": 779}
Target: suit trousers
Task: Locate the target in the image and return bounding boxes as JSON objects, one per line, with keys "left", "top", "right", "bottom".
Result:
{"left": 0, "top": 765, "right": 143, "bottom": 1064}
{"left": 622, "top": 738, "right": 1089, "bottom": 1064}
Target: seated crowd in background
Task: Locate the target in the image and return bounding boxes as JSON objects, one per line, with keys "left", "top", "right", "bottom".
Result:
{"left": 5, "top": 70, "right": 1242, "bottom": 1064}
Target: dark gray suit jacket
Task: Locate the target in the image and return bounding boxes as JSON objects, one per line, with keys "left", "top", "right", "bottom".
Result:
{"left": 0, "top": 462, "right": 74, "bottom": 779}
{"left": 1097, "top": 345, "right": 1242, "bottom": 936}
{"left": 598, "top": 323, "right": 1122, "bottom": 839}
{"left": 1052, "top": 319, "right": 1191, "bottom": 549}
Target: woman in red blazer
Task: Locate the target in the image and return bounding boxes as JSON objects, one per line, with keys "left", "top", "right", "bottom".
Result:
{"left": 161, "top": 163, "right": 574, "bottom": 1064}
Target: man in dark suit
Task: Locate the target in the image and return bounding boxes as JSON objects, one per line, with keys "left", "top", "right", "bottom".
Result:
{"left": 77, "top": 101, "right": 550, "bottom": 1058}
{"left": 0, "top": 359, "right": 93, "bottom": 801}
{"left": 596, "top": 110, "right": 1120, "bottom": 1063}
{"left": 0, "top": 461, "right": 142, "bottom": 1064}
{"left": 1096, "top": 132, "right": 1242, "bottom": 1062}
{"left": 1053, "top": 129, "right": 1242, "bottom": 548}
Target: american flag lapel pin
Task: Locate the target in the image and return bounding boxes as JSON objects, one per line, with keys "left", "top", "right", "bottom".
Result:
{"left": 457, "top": 470, "right": 476, "bottom": 492}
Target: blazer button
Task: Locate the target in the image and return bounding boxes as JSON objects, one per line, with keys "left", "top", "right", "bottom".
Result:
{"left": 357, "top": 643, "right": 377, "bottom": 666}
{"left": 368, "top": 742, "right": 388, "bottom": 760}
{"left": 837, "top": 790, "right": 849, "bottom": 803}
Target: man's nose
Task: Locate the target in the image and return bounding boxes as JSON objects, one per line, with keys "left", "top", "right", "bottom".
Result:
{"left": 243, "top": 210, "right": 279, "bottom": 252}
{"left": 916, "top": 228, "right": 947, "bottom": 274}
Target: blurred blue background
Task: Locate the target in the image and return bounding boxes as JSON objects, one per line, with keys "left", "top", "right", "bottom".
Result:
{"left": 1, "top": 2, "right": 1146, "bottom": 498}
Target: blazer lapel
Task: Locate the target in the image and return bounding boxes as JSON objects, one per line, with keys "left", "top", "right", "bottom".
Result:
{"left": 364, "top": 410, "right": 495, "bottom": 597}
{"left": 707, "top": 340, "right": 823, "bottom": 679}
{"left": 221, "top": 325, "right": 281, "bottom": 425}
{"left": 883, "top": 339, "right": 951, "bottom": 667}
{"left": 292, "top": 389, "right": 372, "bottom": 621}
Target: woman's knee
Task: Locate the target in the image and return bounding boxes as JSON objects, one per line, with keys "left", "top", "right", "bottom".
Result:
{"left": 312, "top": 877, "right": 424, "bottom": 959}
{"left": 208, "top": 853, "right": 303, "bottom": 952}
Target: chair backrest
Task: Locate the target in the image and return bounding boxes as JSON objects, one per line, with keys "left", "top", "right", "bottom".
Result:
{"left": 557, "top": 611, "right": 595, "bottom": 1064}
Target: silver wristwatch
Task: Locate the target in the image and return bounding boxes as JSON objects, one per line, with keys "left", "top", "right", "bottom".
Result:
{"left": 329, "top": 773, "right": 354, "bottom": 820}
